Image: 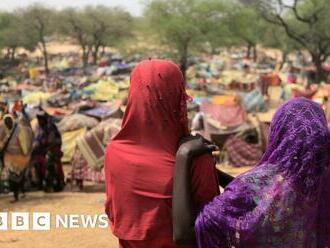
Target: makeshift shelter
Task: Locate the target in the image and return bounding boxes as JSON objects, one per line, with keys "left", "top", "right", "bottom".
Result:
{"left": 76, "top": 118, "right": 121, "bottom": 171}
{"left": 82, "top": 105, "right": 123, "bottom": 120}
{"left": 57, "top": 114, "right": 99, "bottom": 133}
{"left": 22, "top": 91, "right": 52, "bottom": 105}
{"left": 224, "top": 136, "right": 263, "bottom": 167}
{"left": 82, "top": 79, "right": 120, "bottom": 101}
{"left": 201, "top": 101, "right": 247, "bottom": 130}
{"left": 61, "top": 128, "right": 87, "bottom": 163}
{"left": 240, "top": 90, "right": 266, "bottom": 113}
{"left": 223, "top": 115, "right": 267, "bottom": 167}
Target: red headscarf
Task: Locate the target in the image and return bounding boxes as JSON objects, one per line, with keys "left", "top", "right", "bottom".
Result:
{"left": 105, "top": 59, "right": 218, "bottom": 243}
{"left": 113, "top": 59, "right": 189, "bottom": 153}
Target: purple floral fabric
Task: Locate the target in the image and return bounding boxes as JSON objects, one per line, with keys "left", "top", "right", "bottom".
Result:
{"left": 195, "top": 98, "right": 330, "bottom": 248}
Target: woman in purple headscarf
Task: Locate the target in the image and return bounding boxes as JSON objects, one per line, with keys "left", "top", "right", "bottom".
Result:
{"left": 173, "top": 97, "right": 330, "bottom": 247}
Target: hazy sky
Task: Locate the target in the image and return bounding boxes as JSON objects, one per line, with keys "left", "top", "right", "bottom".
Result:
{"left": 0, "top": 0, "right": 144, "bottom": 16}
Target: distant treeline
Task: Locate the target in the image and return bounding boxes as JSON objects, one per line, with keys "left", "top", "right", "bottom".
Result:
{"left": 0, "top": 0, "right": 328, "bottom": 82}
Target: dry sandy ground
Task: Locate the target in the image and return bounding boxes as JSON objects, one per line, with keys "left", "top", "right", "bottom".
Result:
{"left": 0, "top": 165, "right": 250, "bottom": 248}
{"left": 0, "top": 185, "right": 119, "bottom": 248}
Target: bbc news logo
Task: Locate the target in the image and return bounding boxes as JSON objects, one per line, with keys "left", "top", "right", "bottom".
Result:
{"left": 0, "top": 212, "right": 109, "bottom": 230}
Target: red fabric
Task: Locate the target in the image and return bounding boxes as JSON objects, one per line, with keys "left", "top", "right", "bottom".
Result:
{"left": 105, "top": 60, "right": 219, "bottom": 246}
{"left": 224, "top": 136, "right": 263, "bottom": 167}
{"left": 292, "top": 88, "right": 318, "bottom": 99}
{"left": 201, "top": 102, "right": 247, "bottom": 128}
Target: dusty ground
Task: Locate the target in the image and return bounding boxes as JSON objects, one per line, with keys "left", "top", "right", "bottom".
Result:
{"left": 0, "top": 188, "right": 118, "bottom": 248}
{"left": 0, "top": 165, "right": 250, "bottom": 248}
{"left": 0, "top": 164, "right": 118, "bottom": 248}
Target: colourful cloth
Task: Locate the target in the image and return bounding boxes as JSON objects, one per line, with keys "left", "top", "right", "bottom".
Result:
{"left": 57, "top": 114, "right": 98, "bottom": 133}
{"left": 0, "top": 115, "right": 33, "bottom": 174}
{"left": 71, "top": 149, "right": 87, "bottom": 181}
{"left": 32, "top": 112, "right": 64, "bottom": 191}
{"left": 195, "top": 98, "right": 330, "bottom": 247}
{"left": 240, "top": 90, "right": 266, "bottom": 113}
{"left": 22, "top": 91, "right": 51, "bottom": 105}
{"left": 61, "top": 128, "right": 86, "bottom": 163}
{"left": 83, "top": 79, "right": 120, "bottom": 101}
{"left": 76, "top": 119, "right": 121, "bottom": 170}
{"left": 201, "top": 102, "right": 247, "bottom": 129}
{"left": 70, "top": 149, "right": 105, "bottom": 183}
{"left": 105, "top": 60, "right": 219, "bottom": 246}
{"left": 224, "top": 136, "right": 263, "bottom": 167}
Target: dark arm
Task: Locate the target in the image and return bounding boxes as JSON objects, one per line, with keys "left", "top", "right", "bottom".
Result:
{"left": 173, "top": 147, "right": 196, "bottom": 245}
{"left": 217, "top": 170, "right": 234, "bottom": 188}
{"left": 173, "top": 135, "right": 218, "bottom": 245}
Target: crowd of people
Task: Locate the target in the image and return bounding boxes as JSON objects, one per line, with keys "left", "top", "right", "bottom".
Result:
{"left": 0, "top": 104, "right": 64, "bottom": 202}
{"left": 0, "top": 46, "right": 329, "bottom": 247}
{"left": 105, "top": 59, "right": 330, "bottom": 247}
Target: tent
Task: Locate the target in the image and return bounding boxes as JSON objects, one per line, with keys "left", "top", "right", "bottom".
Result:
{"left": 61, "top": 128, "right": 87, "bottom": 163}
{"left": 57, "top": 114, "right": 99, "bottom": 133}
{"left": 76, "top": 118, "right": 121, "bottom": 170}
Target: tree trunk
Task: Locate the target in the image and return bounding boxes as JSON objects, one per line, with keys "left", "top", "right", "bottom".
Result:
{"left": 92, "top": 45, "right": 100, "bottom": 65}
{"left": 101, "top": 46, "right": 106, "bottom": 57}
{"left": 82, "top": 46, "right": 89, "bottom": 69}
{"left": 246, "top": 43, "right": 252, "bottom": 59}
{"left": 10, "top": 48, "right": 16, "bottom": 60}
{"left": 41, "top": 40, "right": 49, "bottom": 75}
{"left": 179, "top": 43, "right": 189, "bottom": 80}
{"left": 312, "top": 53, "right": 324, "bottom": 84}
{"left": 6, "top": 48, "right": 11, "bottom": 58}
{"left": 280, "top": 51, "right": 288, "bottom": 70}
{"left": 252, "top": 45, "right": 257, "bottom": 62}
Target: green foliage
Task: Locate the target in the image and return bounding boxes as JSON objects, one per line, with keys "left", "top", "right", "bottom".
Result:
{"left": 0, "top": 0, "right": 326, "bottom": 76}
{"left": 0, "top": 11, "right": 38, "bottom": 53}
{"left": 225, "top": 4, "right": 266, "bottom": 47}
{"left": 258, "top": 0, "right": 330, "bottom": 81}
{"left": 144, "top": 0, "right": 228, "bottom": 74}
{"left": 262, "top": 24, "right": 301, "bottom": 54}
{"left": 58, "top": 6, "right": 133, "bottom": 64}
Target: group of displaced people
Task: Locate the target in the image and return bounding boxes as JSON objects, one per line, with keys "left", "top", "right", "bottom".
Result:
{"left": 105, "top": 59, "right": 330, "bottom": 247}
{"left": 0, "top": 105, "right": 65, "bottom": 202}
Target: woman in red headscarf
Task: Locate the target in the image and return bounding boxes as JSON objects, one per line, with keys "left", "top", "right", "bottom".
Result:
{"left": 105, "top": 59, "right": 220, "bottom": 247}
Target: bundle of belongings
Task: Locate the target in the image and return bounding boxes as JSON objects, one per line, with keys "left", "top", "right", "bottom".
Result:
{"left": 229, "top": 80, "right": 258, "bottom": 92}
{"left": 200, "top": 96, "right": 247, "bottom": 140}
{"left": 61, "top": 128, "right": 87, "bottom": 163}
{"left": 82, "top": 79, "right": 120, "bottom": 102}
{"left": 57, "top": 114, "right": 100, "bottom": 163}
{"left": 70, "top": 118, "right": 121, "bottom": 184}
{"left": 194, "top": 97, "right": 267, "bottom": 167}
{"left": 239, "top": 90, "right": 266, "bottom": 113}
{"left": 81, "top": 104, "right": 123, "bottom": 120}
{"left": 223, "top": 115, "right": 268, "bottom": 167}
{"left": 22, "top": 91, "right": 52, "bottom": 105}
{"left": 57, "top": 114, "right": 99, "bottom": 133}
{"left": 282, "top": 84, "right": 318, "bottom": 100}
{"left": 76, "top": 118, "right": 122, "bottom": 171}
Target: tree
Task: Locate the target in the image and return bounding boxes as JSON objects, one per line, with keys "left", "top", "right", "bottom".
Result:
{"left": 59, "top": 6, "right": 132, "bottom": 67}
{"left": 262, "top": 24, "right": 301, "bottom": 69}
{"left": 58, "top": 8, "right": 93, "bottom": 68}
{"left": 258, "top": 0, "right": 330, "bottom": 83}
{"left": 20, "top": 5, "right": 56, "bottom": 74}
{"left": 0, "top": 12, "right": 38, "bottom": 60}
{"left": 144, "top": 0, "right": 224, "bottom": 78}
{"left": 85, "top": 6, "right": 132, "bottom": 65}
{"left": 224, "top": 4, "right": 267, "bottom": 61}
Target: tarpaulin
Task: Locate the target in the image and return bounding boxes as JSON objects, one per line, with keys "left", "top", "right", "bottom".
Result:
{"left": 201, "top": 102, "right": 247, "bottom": 128}
{"left": 61, "top": 128, "right": 86, "bottom": 163}
{"left": 57, "top": 114, "right": 99, "bottom": 133}
{"left": 76, "top": 119, "right": 121, "bottom": 170}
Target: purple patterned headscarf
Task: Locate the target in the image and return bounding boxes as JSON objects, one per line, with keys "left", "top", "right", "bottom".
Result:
{"left": 195, "top": 98, "right": 330, "bottom": 248}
